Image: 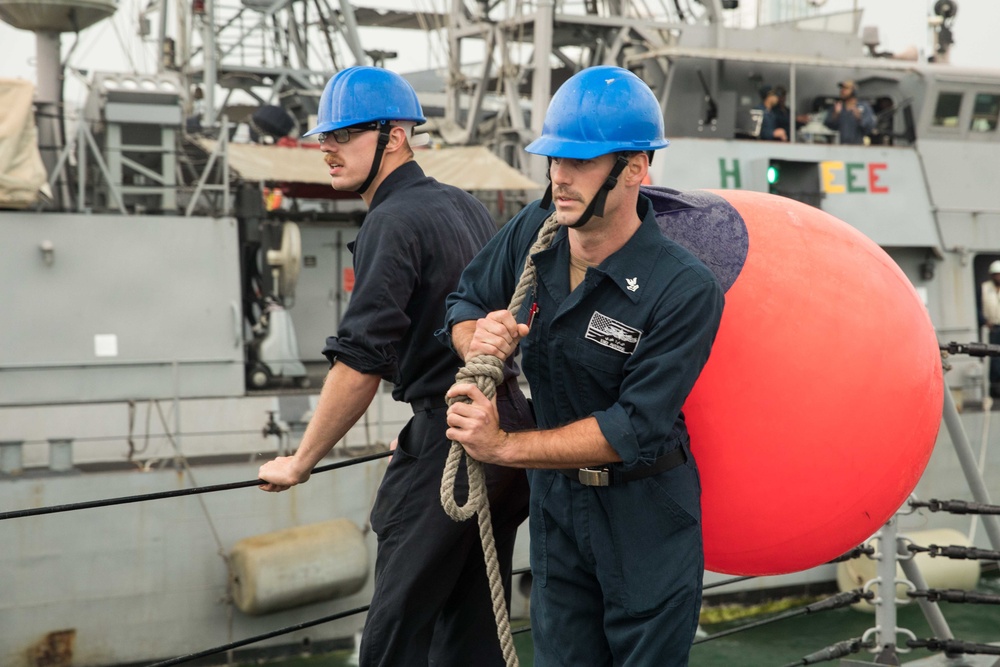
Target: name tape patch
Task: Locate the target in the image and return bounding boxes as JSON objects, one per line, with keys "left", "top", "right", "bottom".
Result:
{"left": 585, "top": 311, "right": 642, "bottom": 355}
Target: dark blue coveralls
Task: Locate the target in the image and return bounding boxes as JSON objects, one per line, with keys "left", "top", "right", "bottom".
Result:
{"left": 445, "top": 194, "right": 724, "bottom": 666}
{"left": 323, "top": 161, "right": 532, "bottom": 667}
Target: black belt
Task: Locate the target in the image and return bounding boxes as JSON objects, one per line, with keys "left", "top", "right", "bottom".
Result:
{"left": 410, "top": 395, "right": 447, "bottom": 413}
{"left": 410, "top": 378, "right": 518, "bottom": 414}
{"left": 557, "top": 445, "right": 687, "bottom": 487}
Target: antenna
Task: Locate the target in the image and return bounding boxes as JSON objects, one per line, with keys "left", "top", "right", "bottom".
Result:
{"left": 930, "top": 0, "right": 958, "bottom": 63}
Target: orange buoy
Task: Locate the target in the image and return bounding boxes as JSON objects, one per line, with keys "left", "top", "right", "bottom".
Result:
{"left": 646, "top": 187, "right": 943, "bottom": 575}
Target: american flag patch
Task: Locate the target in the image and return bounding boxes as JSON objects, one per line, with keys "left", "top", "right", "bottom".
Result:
{"left": 585, "top": 311, "right": 642, "bottom": 355}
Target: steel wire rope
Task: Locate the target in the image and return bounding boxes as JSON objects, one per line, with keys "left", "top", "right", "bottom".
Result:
{"left": 143, "top": 604, "right": 371, "bottom": 667}
{"left": 439, "top": 211, "right": 560, "bottom": 667}
{"left": 691, "top": 589, "right": 873, "bottom": 645}
{"left": 151, "top": 395, "right": 246, "bottom": 651}
{"left": 0, "top": 450, "right": 391, "bottom": 521}
{"left": 150, "top": 399, "right": 230, "bottom": 561}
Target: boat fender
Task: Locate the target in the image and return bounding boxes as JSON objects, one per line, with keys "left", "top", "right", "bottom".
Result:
{"left": 642, "top": 187, "right": 943, "bottom": 576}
{"left": 835, "top": 529, "right": 980, "bottom": 612}
{"left": 228, "top": 518, "right": 368, "bottom": 615}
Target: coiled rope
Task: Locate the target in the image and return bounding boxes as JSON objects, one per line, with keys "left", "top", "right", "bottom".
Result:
{"left": 439, "top": 212, "right": 560, "bottom": 667}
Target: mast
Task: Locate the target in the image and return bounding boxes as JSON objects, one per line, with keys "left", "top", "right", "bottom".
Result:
{"left": 442, "top": 1, "right": 707, "bottom": 170}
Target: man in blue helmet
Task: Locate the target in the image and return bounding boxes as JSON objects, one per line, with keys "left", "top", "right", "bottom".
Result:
{"left": 257, "top": 66, "right": 532, "bottom": 667}
{"left": 442, "top": 66, "right": 724, "bottom": 665}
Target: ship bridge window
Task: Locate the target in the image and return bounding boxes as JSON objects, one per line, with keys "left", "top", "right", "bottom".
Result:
{"left": 970, "top": 93, "right": 1000, "bottom": 132}
{"left": 932, "top": 92, "right": 963, "bottom": 128}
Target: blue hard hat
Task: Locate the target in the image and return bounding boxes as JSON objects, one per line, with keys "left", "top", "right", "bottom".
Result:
{"left": 525, "top": 66, "right": 669, "bottom": 159}
{"left": 303, "top": 66, "right": 426, "bottom": 137}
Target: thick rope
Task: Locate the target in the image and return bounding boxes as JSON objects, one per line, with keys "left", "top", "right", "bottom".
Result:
{"left": 440, "top": 212, "right": 560, "bottom": 667}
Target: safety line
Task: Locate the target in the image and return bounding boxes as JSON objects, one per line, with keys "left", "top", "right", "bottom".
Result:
{"left": 145, "top": 604, "right": 370, "bottom": 667}
{"left": 0, "top": 450, "right": 391, "bottom": 521}
{"left": 693, "top": 589, "right": 869, "bottom": 645}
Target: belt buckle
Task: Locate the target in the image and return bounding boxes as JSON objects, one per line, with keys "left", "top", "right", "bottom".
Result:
{"left": 577, "top": 467, "right": 609, "bottom": 487}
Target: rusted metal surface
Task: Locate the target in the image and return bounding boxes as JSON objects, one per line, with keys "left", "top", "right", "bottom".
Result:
{"left": 29, "top": 630, "right": 75, "bottom": 667}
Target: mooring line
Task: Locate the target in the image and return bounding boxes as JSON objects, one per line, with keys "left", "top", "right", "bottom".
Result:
{"left": 0, "top": 450, "right": 391, "bottom": 521}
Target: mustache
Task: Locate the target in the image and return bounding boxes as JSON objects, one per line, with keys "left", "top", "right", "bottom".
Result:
{"left": 552, "top": 188, "right": 582, "bottom": 201}
{"left": 323, "top": 154, "right": 341, "bottom": 167}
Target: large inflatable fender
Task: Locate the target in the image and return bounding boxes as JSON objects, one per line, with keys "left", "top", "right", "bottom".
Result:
{"left": 642, "top": 186, "right": 943, "bottom": 575}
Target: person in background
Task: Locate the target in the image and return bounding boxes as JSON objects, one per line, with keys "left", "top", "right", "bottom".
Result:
{"left": 256, "top": 66, "right": 532, "bottom": 667}
{"left": 980, "top": 260, "right": 1000, "bottom": 399}
{"left": 824, "top": 79, "right": 875, "bottom": 144}
{"left": 443, "top": 66, "right": 724, "bottom": 666}
{"left": 755, "top": 85, "right": 788, "bottom": 141}
{"left": 772, "top": 86, "right": 810, "bottom": 140}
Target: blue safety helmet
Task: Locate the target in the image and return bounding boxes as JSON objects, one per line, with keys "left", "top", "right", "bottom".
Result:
{"left": 525, "top": 66, "right": 669, "bottom": 159}
{"left": 303, "top": 66, "right": 426, "bottom": 137}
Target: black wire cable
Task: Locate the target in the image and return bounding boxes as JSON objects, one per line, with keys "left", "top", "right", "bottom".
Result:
{"left": 907, "top": 542, "right": 1000, "bottom": 560}
{"left": 909, "top": 589, "right": 1000, "bottom": 605}
{"left": 704, "top": 575, "right": 755, "bottom": 591}
{"left": 702, "top": 547, "right": 868, "bottom": 594}
{"left": 780, "top": 637, "right": 870, "bottom": 667}
{"left": 910, "top": 498, "right": 1000, "bottom": 515}
{"left": 908, "top": 638, "right": 1000, "bottom": 656}
{"left": 145, "top": 604, "right": 370, "bottom": 667}
{"left": 693, "top": 589, "right": 872, "bottom": 645}
{"left": 0, "top": 451, "right": 391, "bottom": 521}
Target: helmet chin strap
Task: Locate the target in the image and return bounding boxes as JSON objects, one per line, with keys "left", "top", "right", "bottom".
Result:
{"left": 538, "top": 155, "right": 630, "bottom": 229}
{"left": 355, "top": 122, "right": 392, "bottom": 194}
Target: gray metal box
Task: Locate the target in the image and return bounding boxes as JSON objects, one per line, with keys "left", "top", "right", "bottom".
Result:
{"left": 0, "top": 213, "right": 245, "bottom": 404}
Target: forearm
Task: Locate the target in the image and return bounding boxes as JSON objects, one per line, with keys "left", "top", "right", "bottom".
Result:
{"left": 502, "top": 417, "right": 621, "bottom": 469}
{"left": 451, "top": 320, "right": 476, "bottom": 361}
{"left": 292, "top": 362, "right": 380, "bottom": 471}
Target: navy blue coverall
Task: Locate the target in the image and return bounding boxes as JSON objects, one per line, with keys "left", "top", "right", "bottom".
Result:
{"left": 324, "top": 161, "right": 532, "bottom": 667}
{"left": 445, "top": 194, "right": 724, "bottom": 666}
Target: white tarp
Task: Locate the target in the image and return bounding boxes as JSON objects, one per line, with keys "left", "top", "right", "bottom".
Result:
{"left": 197, "top": 139, "right": 541, "bottom": 192}
{"left": 0, "top": 78, "right": 47, "bottom": 208}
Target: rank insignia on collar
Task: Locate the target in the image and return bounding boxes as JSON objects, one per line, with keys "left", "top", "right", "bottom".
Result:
{"left": 626, "top": 277, "right": 639, "bottom": 292}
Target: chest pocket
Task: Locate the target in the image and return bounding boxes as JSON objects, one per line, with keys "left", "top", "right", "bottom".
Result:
{"left": 571, "top": 338, "right": 627, "bottom": 403}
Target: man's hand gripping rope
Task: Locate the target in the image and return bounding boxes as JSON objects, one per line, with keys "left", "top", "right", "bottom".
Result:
{"left": 437, "top": 212, "right": 559, "bottom": 667}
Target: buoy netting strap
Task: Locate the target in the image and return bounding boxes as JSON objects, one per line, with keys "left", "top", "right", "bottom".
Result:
{"left": 438, "top": 211, "right": 560, "bottom": 667}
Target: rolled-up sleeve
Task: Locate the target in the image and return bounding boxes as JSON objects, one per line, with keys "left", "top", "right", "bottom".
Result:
{"left": 324, "top": 216, "right": 419, "bottom": 381}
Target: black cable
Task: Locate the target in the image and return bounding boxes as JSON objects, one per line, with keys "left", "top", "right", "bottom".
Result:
{"left": 908, "top": 543, "right": 1000, "bottom": 561}
{"left": 693, "top": 589, "right": 871, "bottom": 645}
{"left": 910, "top": 498, "right": 1000, "bottom": 515}
{"left": 941, "top": 341, "right": 1000, "bottom": 358}
{"left": 704, "top": 575, "right": 755, "bottom": 591}
{"left": 0, "top": 451, "right": 391, "bottom": 521}
{"left": 910, "top": 588, "right": 1000, "bottom": 605}
{"left": 826, "top": 545, "right": 876, "bottom": 563}
{"left": 780, "top": 637, "right": 869, "bottom": 667}
{"left": 908, "top": 638, "right": 1000, "bottom": 657}
{"left": 145, "top": 604, "right": 370, "bottom": 667}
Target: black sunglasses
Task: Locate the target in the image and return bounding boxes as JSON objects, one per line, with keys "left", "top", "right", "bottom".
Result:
{"left": 318, "top": 122, "right": 381, "bottom": 144}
